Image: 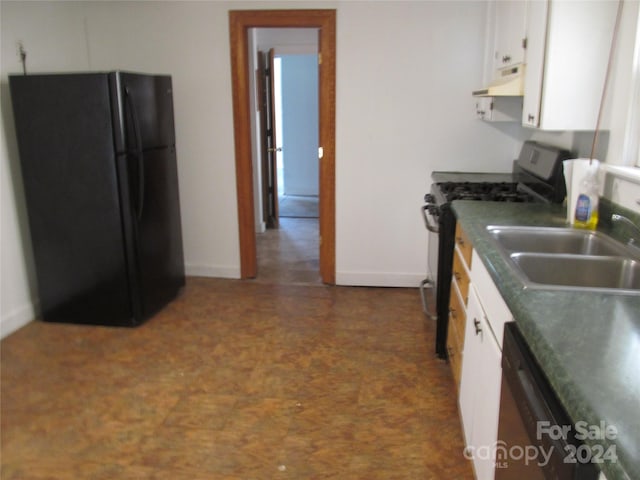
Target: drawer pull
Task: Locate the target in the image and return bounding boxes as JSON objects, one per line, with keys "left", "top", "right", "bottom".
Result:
{"left": 473, "top": 318, "right": 482, "bottom": 335}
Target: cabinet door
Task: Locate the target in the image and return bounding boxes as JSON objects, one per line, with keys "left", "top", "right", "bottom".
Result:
{"left": 523, "top": 0, "right": 618, "bottom": 130}
{"left": 475, "top": 97, "right": 493, "bottom": 121}
{"left": 459, "top": 286, "right": 503, "bottom": 480}
{"left": 470, "top": 310, "right": 503, "bottom": 480}
{"left": 522, "top": 0, "right": 548, "bottom": 127}
{"left": 493, "top": 0, "right": 527, "bottom": 71}
{"left": 539, "top": 0, "right": 618, "bottom": 130}
{"left": 458, "top": 285, "right": 485, "bottom": 447}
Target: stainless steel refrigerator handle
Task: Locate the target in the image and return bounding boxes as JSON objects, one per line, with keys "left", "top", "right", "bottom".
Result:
{"left": 421, "top": 205, "right": 440, "bottom": 234}
{"left": 125, "top": 87, "right": 145, "bottom": 221}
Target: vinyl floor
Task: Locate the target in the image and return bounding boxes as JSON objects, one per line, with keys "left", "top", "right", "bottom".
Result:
{"left": 256, "top": 217, "right": 321, "bottom": 286}
{"left": 1, "top": 228, "right": 473, "bottom": 479}
{"left": 278, "top": 195, "right": 319, "bottom": 219}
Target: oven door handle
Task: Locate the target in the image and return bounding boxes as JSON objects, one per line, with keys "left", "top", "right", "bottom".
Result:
{"left": 421, "top": 205, "right": 440, "bottom": 234}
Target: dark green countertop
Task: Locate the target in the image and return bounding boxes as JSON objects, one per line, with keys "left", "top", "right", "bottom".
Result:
{"left": 451, "top": 200, "right": 640, "bottom": 480}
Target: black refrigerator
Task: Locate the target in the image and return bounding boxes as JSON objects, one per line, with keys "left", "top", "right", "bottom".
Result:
{"left": 9, "top": 72, "right": 185, "bottom": 326}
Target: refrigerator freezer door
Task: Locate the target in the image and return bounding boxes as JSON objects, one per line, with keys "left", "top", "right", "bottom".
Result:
{"left": 9, "top": 73, "right": 134, "bottom": 325}
{"left": 111, "top": 72, "right": 176, "bottom": 153}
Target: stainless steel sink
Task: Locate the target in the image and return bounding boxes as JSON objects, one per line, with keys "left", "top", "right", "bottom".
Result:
{"left": 486, "top": 226, "right": 640, "bottom": 295}
{"left": 510, "top": 253, "right": 640, "bottom": 293}
{"left": 487, "top": 226, "right": 631, "bottom": 256}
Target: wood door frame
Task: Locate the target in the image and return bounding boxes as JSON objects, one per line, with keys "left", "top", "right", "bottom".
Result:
{"left": 229, "top": 9, "right": 336, "bottom": 283}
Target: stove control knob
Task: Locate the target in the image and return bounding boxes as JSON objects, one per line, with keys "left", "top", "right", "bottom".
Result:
{"left": 424, "top": 193, "right": 435, "bottom": 203}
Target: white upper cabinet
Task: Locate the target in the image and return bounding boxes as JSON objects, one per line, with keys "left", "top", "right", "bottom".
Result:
{"left": 493, "top": 0, "right": 528, "bottom": 71}
{"left": 522, "top": 0, "right": 618, "bottom": 130}
{"left": 475, "top": 96, "right": 523, "bottom": 122}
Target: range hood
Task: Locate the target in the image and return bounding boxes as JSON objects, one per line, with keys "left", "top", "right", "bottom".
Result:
{"left": 472, "top": 65, "right": 524, "bottom": 97}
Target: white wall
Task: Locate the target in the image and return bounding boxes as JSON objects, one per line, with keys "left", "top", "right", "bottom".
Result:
{"left": 334, "top": 1, "right": 529, "bottom": 286}
{"left": 2, "top": 0, "right": 637, "bottom": 337}
{"left": 1, "top": 0, "right": 243, "bottom": 337}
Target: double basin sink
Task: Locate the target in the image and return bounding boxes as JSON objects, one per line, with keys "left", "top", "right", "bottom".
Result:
{"left": 486, "top": 226, "right": 640, "bottom": 295}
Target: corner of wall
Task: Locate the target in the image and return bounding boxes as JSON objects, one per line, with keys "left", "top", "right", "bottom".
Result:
{"left": 1, "top": 301, "right": 36, "bottom": 339}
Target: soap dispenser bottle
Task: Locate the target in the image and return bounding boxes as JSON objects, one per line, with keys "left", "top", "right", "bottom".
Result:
{"left": 573, "top": 168, "right": 599, "bottom": 230}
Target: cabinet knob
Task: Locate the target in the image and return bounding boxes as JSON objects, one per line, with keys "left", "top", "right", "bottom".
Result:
{"left": 473, "top": 318, "right": 482, "bottom": 335}
{"left": 450, "top": 307, "right": 457, "bottom": 319}
{"left": 454, "top": 271, "right": 462, "bottom": 281}
{"left": 456, "top": 236, "right": 465, "bottom": 246}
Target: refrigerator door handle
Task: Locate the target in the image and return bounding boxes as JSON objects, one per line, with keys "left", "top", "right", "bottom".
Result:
{"left": 125, "top": 87, "right": 145, "bottom": 221}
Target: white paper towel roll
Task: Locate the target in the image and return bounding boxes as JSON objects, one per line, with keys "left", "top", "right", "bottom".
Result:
{"left": 563, "top": 159, "right": 600, "bottom": 225}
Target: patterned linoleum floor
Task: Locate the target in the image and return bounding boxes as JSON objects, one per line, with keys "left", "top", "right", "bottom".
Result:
{"left": 1, "top": 236, "right": 473, "bottom": 480}
{"left": 256, "top": 217, "right": 321, "bottom": 285}
{"left": 278, "top": 195, "right": 319, "bottom": 219}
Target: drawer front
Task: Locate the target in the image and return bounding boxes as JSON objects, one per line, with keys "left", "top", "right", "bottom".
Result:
{"left": 449, "top": 281, "right": 466, "bottom": 336}
{"left": 447, "top": 281, "right": 466, "bottom": 389}
{"left": 447, "top": 318, "right": 463, "bottom": 389}
{"left": 455, "top": 223, "right": 473, "bottom": 267}
{"left": 452, "top": 250, "right": 470, "bottom": 305}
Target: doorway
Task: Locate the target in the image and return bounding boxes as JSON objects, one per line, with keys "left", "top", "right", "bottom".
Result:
{"left": 275, "top": 54, "right": 320, "bottom": 220}
{"left": 228, "top": 9, "right": 336, "bottom": 284}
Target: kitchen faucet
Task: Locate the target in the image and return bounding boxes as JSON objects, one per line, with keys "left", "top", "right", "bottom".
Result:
{"left": 611, "top": 214, "right": 640, "bottom": 249}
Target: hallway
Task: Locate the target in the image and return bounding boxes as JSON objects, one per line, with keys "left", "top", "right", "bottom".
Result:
{"left": 255, "top": 217, "right": 321, "bottom": 285}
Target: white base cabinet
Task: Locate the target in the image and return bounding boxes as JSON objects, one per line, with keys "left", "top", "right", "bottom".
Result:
{"left": 459, "top": 285, "right": 503, "bottom": 480}
{"left": 457, "top": 249, "right": 514, "bottom": 480}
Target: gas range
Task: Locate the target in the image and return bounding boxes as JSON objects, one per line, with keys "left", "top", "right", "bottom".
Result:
{"left": 421, "top": 141, "right": 573, "bottom": 359}
{"left": 433, "top": 181, "right": 535, "bottom": 203}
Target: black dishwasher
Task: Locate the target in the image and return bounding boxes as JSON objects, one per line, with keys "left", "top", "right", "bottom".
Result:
{"left": 496, "top": 323, "right": 599, "bottom": 480}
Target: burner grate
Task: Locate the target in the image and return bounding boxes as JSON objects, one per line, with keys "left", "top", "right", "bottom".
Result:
{"left": 437, "top": 181, "right": 534, "bottom": 203}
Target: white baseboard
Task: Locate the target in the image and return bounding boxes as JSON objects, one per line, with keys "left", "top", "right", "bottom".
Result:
{"left": 1, "top": 301, "right": 37, "bottom": 339}
{"left": 336, "top": 271, "right": 425, "bottom": 288}
{"left": 185, "top": 264, "right": 241, "bottom": 279}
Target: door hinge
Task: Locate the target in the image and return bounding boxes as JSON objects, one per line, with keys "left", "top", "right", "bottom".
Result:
{"left": 318, "top": 147, "right": 324, "bottom": 159}
{"left": 318, "top": 53, "right": 322, "bottom": 65}
{"left": 522, "top": 37, "right": 527, "bottom": 49}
